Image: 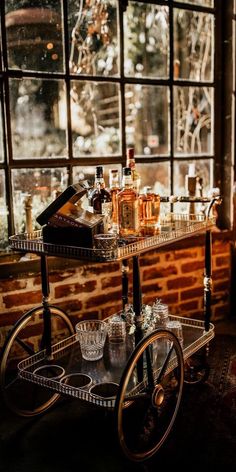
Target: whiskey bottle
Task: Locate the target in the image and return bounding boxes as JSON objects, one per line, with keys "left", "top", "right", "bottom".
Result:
{"left": 109, "top": 169, "right": 120, "bottom": 233}
{"left": 89, "top": 166, "right": 112, "bottom": 232}
{"left": 139, "top": 186, "right": 160, "bottom": 236}
{"left": 117, "top": 167, "right": 140, "bottom": 237}
{"left": 126, "top": 147, "right": 141, "bottom": 193}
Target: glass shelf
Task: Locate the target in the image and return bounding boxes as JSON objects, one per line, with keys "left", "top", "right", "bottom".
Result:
{"left": 9, "top": 213, "right": 215, "bottom": 262}
{"left": 17, "top": 314, "right": 214, "bottom": 409}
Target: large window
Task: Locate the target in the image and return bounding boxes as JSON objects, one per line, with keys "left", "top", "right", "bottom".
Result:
{"left": 0, "top": 0, "right": 230, "bottom": 250}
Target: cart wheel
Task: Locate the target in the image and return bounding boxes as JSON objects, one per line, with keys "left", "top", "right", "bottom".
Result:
{"left": 184, "top": 355, "right": 210, "bottom": 385}
{"left": 0, "top": 306, "right": 74, "bottom": 417}
{"left": 115, "top": 329, "right": 184, "bottom": 462}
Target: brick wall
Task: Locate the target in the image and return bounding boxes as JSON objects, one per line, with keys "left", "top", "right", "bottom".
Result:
{"left": 0, "top": 234, "right": 232, "bottom": 343}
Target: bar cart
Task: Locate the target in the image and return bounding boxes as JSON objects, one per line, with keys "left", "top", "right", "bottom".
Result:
{"left": 0, "top": 196, "right": 220, "bottom": 462}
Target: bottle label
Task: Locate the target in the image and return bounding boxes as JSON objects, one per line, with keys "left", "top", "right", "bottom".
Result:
{"left": 120, "top": 200, "right": 139, "bottom": 230}
{"left": 101, "top": 201, "right": 112, "bottom": 217}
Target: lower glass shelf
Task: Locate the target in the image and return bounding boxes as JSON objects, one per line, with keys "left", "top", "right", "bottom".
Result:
{"left": 17, "top": 315, "right": 214, "bottom": 409}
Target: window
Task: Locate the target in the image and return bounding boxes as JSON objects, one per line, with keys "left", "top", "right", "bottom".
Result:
{"left": 0, "top": 0, "right": 231, "bottom": 251}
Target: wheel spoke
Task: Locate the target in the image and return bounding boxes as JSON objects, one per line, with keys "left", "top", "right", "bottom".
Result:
{"left": 16, "top": 336, "right": 35, "bottom": 355}
{"left": 157, "top": 341, "right": 174, "bottom": 383}
{"left": 116, "top": 330, "right": 184, "bottom": 461}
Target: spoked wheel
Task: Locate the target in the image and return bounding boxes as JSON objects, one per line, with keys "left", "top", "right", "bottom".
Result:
{"left": 0, "top": 306, "right": 74, "bottom": 417}
{"left": 184, "top": 352, "right": 210, "bottom": 385}
{"left": 115, "top": 329, "right": 184, "bottom": 462}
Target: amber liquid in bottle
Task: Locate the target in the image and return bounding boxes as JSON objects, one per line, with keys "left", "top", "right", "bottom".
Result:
{"left": 117, "top": 167, "right": 140, "bottom": 237}
{"left": 109, "top": 169, "right": 120, "bottom": 233}
{"left": 139, "top": 187, "right": 160, "bottom": 236}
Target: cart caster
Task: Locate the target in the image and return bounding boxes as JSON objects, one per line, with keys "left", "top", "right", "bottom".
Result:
{"left": 115, "top": 329, "right": 184, "bottom": 462}
{"left": 0, "top": 306, "right": 74, "bottom": 417}
{"left": 184, "top": 355, "right": 210, "bottom": 385}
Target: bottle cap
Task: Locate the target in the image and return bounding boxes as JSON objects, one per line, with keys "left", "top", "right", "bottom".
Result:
{"left": 123, "top": 167, "right": 132, "bottom": 176}
{"left": 126, "top": 148, "right": 135, "bottom": 159}
{"left": 95, "top": 166, "right": 103, "bottom": 178}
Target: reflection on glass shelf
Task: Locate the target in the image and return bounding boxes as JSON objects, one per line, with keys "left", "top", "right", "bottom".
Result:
{"left": 124, "top": 2, "right": 169, "bottom": 79}
{"left": 11, "top": 168, "right": 68, "bottom": 234}
{"left": 174, "top": 9, "right": 213, "bottom": 81}
{"left": 9, "top": 78, "right": 67, "bottom": 159}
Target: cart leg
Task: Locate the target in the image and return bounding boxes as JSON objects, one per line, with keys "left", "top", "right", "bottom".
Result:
{"left": 204, "top": 229, "right": 212, "bottom": 332}
{"left": 40, "top": 255, "right": 52, "bottom": 358}
{"left": 184, "top": 229, "right": 212, "bottom": 385}
{"left": 121, "top": 259, "right": 129, "bottom": 310}
{"left": 133, "top": 255, "right": 144, "bottom": 382}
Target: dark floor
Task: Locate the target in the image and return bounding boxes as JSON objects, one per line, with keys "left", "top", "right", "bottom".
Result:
{"left": 0, "top": 318, "right": 236, "bottom": 472}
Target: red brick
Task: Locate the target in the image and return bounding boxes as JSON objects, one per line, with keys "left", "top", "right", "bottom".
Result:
{"left": 213, "top": 304, "right": 230, "bottom": 319}
{"left": 179, "top": 300, "right": 200, "bottom": 312}
{"left": 57, "top": 299, "right": 83, "bottom": 314}
{"left": 0, "top": 279, "right": 27, "bottom": 293}
{"left": 143, "top": 265, "right": 178, "bottom": 281}
{"left": 54, "top": 280, "right": 97, "bottom": 298}
{"left": 180, "top": 287, "right": 203, "bottom": 301}
{"left": 101, "top": 275, "right": 121, "bottom": 290}
{"left": 85, "top": 290, "right": 121, "bottom": 309}
{"left": 82, "top": 262, "right": 120, "bottom": 276}
{"left": 212, "top": 241, "right": 230, "bottom": 255}
{"left": 165, "top": 249, "right": 198, "bottom": 261}
{"left": 101, "top": 304, "right": 123, "bottom": 319}
{"left": 167, "top": 276, "right": 197, "bottom": 290}
{"left": 215, "top": 255, "right": 230, "bottom": 267}
{"left": 213, "top": 280, "right": 230, "bottom": 292}
{"left": 142, "top": 282, "right": 162, "bottom": 293}
{"left": 181, "top": 260, "right": 204, "bottom": 273}
{"left": 0, "top": 310, "right": 25, "bottom": 327}
{"left": 160, "top": 292, "right": 179, "bottom": 304}
{"left": 140, "top": 255, "right": 161, "bottom": 266}
{"left": 3, "top": 291, "right": 42, "bottom": 308}
{"left": 212, "top": 268, "right": 230, "bottom": 280}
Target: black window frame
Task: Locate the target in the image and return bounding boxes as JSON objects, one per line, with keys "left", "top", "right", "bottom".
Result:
{"left": 0, "top": 0, "right": 233, "bottom": 253}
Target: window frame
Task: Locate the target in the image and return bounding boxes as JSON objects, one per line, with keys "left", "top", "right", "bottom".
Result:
{"left": 0, "top": 0, "right": 233, "bottom": 251}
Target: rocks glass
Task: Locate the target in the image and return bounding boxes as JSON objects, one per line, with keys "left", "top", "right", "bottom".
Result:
{"left": 76, "top": 320, "right": 107, "bottom": 361}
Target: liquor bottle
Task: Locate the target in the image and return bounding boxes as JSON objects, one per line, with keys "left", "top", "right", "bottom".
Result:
{"left": 89, "top": 166, "right": 112, "bottom": 232}
{"left": 139, "top": 186, "right": 160, "bottom": 236}
{"left": 126, "top": 148, "right": 141, "bottom": 193}
{"left": 117, "top": 167, "right": 140, "bottom": 237}
{"left": 109, "top": 169, "right": 120, "bottom": 233}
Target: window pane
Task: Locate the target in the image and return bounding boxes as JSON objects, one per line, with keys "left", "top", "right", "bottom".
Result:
{"left": 124, "top": 2, "right": 169, "bottom": 78}
{"left": 0, "top": 88, "right": 4, "bottom": 163}
{"left": 174, "top": 10, "right": 213, "bottom": 81}
{"left": 71, "top": 81, "right": 120, "bottom": 156}
{"left": 174, "top": 86, "right": 213, "bottom": 156}
{"left": 11, "top": 167, "right": 68, "bottom": 233}
{"left": 136, "top": 162, "right": 170, "bottom": 195}
{"left": 5, "top": 1, "right": 64, "bottom": 72}
{"left": 9, "top": 78, "right": 67, "bottom": 159}
{"left": 178, "top": 0, "right": 214, "bottom": 7}
{"left": 73, "top": 163, "right": 121, "bottom": 188}
{"left": 68, "top": 0, "right": 118, "bottom": 77}
{"left": 0, "top": 170, "right": 8, "bottom": 250}
{"left": 173, "top": 158, "right": 213, "bottom": 212}
{"left": 125, "top": 85, "right": 169, "bottom": 156}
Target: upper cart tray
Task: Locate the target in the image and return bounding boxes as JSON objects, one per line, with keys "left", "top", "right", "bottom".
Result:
{"left": 9, "top": 213, "right": 215, "bottom": 262}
